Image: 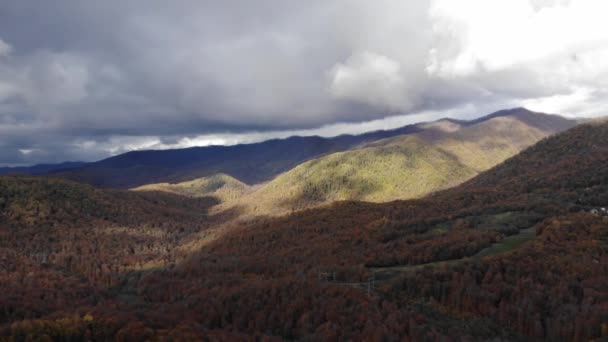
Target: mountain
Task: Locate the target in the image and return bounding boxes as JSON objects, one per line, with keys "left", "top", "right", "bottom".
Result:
{"left": 56, "top": 124, "right": 424, "bottom": 188}
{"left": 137, "top": 108, "right": 575, "bottom": 216}
{"left": 57, "top": 107, "right": 572, "bottom": 189}
{"left": 0, "top": 161, "right": 86, "bottom": 176}
{"left": 0, "top": 120, "right": 606, "bottom": 340}
{"left": 172, "top": 120, "right": 606, "bottom": 340}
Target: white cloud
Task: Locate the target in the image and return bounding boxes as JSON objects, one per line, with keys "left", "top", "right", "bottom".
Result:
{"left": 425, "top": 0, "right": 608, "bottom": 116}
{"left": 0, "top": 38, "right": 11, "bottom": 57}
{"left": 521, "top": 87, "right": 608, "bottom": 118}
{"left": 80, "top": 104, "right": 485, "bottom": 155}
{"left": 427, "top": 0, "right": 608, "bottom": 77}
{"left": 329, "top": 51, "right": 412, "bottom": 111}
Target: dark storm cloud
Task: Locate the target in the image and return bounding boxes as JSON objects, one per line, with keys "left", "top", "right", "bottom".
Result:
{"left": 0, "top": 0, "right": 606, "bottom": 165}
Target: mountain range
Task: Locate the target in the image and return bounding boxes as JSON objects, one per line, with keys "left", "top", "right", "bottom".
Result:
{"left": 134, "top": 108, "right": 575, "bottom": 216}
{"left": 0, "top": 161, "right": 86, "bottom": 176}
{"left": 1, "top": 108, "right": 573, "bottom": 194}
{"left": 0, "top": 113, "right": 606, "bottom": 340}
{"left": 53, "top": 122, "right": 425, "bottom": 188}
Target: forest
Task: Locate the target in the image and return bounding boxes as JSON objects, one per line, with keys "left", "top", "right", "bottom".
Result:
{"left": 0, "top": 121, "right": 607, "bottom": 340}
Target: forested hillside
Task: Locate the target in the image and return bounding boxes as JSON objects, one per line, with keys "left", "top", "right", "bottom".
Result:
{"left": 49, "top": 108, "right": 571, "bottom": 190}
{"left": 132, "top": 173, "right": 249, "bottom": 203}
{"left": 3, "top": 0, "right": 606, "bottom": 340}
{"left": 55, "top": 124, "right": 424, "bottom": 188}
{"left": 235, "top": 111, "right": 568, "bottom": 214}
{"left": 0, "top": 120, "right": 605, "bottom": 340}
{"left": 137, "top": 108, "right": 575, "bottom": 217}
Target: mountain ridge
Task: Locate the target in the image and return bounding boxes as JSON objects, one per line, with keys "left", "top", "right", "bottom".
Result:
{"left": 6, "top": 108, "right": 572, "bottom": 190}
{"left": 133, "top": 108, "right": 576, "bottom": 217}
{"left": 0, "top": 161, "right": 86, "bottom": 176}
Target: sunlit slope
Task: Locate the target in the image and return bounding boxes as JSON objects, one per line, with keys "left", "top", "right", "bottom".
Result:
{"left": 132, "top": 109, "right": 574, "bottom": 216}
{"left": 230, "top": 112, "right": 573, "bottom": 214}
{"left": 132, "top": 173, "right": 249, "bottom": 202}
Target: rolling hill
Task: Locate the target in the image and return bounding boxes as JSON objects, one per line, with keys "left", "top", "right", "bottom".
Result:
{"left": 0, "top": 176, "right": 218, "bottom": 228}
{"left": 136, "top": 108, "right": 575, "bottom": 216}
{"left": 132, "top": 173, "right": 249, "bottom": 202}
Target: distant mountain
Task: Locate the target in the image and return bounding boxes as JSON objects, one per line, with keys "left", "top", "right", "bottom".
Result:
{"left": 137, "top": 108, "right": 575, "bottom": 215}
{"left": 57, "top": 124, "right": 424, "bottom": 188}
{"left": 0, "top": 161, "right": 86, "bottom": 176}
{"left": 56, "top": 107, "right": 571, "bottom": 189}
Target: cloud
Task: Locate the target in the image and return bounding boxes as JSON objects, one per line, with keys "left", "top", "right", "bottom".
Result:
{"left": 426, "top": 0, "right": 608, "bottom": 101}
{"left": 329, "top": 51, "right": 412, "bottom": 111}
{"left": 0, "top": 0, "right": 607, "bottom": 165}
{"left": 0, "top": 39, "right": 11, "bottom": 57}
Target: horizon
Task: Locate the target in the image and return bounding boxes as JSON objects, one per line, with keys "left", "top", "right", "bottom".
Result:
{"left": 0, "top": 106, "right": 581, "bottom": 168}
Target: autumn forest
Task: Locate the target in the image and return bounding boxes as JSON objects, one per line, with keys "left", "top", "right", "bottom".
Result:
{"left": 0, "top": 116, "right": 605, "bottom": 341}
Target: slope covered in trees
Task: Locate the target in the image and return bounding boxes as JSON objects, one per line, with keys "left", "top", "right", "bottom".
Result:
{"left": 0, "top": 120, "right": 606, "bottom": 340}
{"left": 135, "top": 108, "right": 574, "bottom": 217}
{"left": 54, "top": 123, "right": 425, "bottom": 188}
{"left": 46, "top": 108, "right": 571, "bottom": 190}
{"left": 132, "top": 173, "right": 249, "bottom": 202}
{"left": 0, "top": 176, "right": 230, "bottom": 334}
{"left": 235, "top": 111, "right": 569, "bottom": 214}
{"left": 141, "top": 109, "right": 574, "bottom": 217}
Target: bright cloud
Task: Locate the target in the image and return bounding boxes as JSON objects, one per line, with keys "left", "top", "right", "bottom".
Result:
{"left": 0, "top": 39, "right": 11, "bottom": 57}
{"left": 427, "top": 0, "right": 608, "bottom": 76}
{"left": 329, "top": 51, "right": 412, "bottom": 111}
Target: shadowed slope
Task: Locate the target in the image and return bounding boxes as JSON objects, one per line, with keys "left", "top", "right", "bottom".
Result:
{"left": 0, "top": 176, "right": 218, "bottom": 228}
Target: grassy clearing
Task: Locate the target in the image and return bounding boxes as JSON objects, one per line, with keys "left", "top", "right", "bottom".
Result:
{"left": 475, "top": 227, "right": 537, "bottom": 257}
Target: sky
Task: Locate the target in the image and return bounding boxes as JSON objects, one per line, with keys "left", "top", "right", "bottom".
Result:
{"left": 1, "top": 0, "right": 608, "bottom": 166}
